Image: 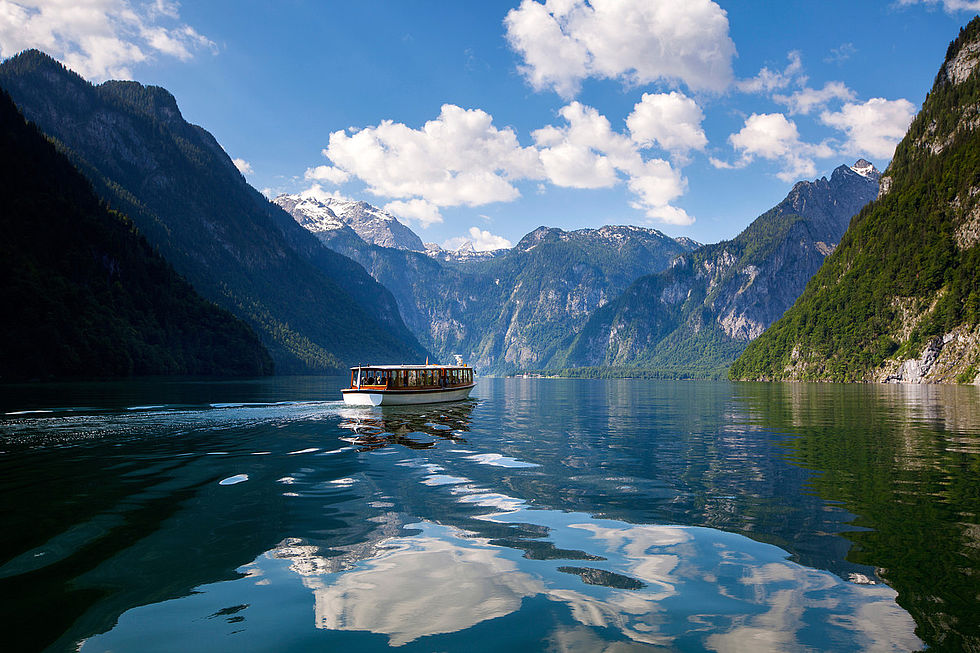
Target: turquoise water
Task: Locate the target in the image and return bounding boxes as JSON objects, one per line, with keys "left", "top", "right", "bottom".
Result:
{"left": 1, "top": 378, "right": 978, "bottom": 651}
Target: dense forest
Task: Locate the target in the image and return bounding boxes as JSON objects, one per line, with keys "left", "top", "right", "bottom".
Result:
{"left": 0, "top": 89, "right": 273, "bottom": 380}
{"left": 731, "top": 19, "right": 980, "bottom": 382}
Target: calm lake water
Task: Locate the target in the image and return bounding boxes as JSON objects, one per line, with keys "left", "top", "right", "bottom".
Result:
{"left": 1, "top": 377, "right": 978, "bottom": 652}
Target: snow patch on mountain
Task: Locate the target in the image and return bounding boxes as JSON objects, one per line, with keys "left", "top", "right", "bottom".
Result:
{"left": 273, "top": 194, "right": 426, "bottom": 251}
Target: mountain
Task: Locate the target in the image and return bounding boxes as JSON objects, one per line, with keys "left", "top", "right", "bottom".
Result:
{"left": 553, "top": 161, "right": 880, "bottom": 376}
{"left": 276, "top": 194, "right": 698, "bottom": 373}
{"left": 424, "top": 241, "right": 509, "bottom": 264}
{"left": 731, "top": 19, "right": 980, "bottom": 383}
{"left": 274, "top": 194, "right": 425, "bottom": 251}
{"left": 0, "top": 88, "right": 272, "bottom": 380}
{"left": 0, "top": 50, "right": 428, "bottom": 372}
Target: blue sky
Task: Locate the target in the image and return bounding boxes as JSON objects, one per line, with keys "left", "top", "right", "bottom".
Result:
{"left": 1, "top": 1, "right": 978, "bottom": 248}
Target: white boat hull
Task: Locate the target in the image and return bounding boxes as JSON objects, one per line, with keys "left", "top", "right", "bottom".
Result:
{"left": 342, "top": 385, "right": 474, "bottom": 406}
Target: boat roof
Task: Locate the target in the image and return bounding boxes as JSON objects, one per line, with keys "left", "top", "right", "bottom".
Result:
{"left": 350, "top": 364, "right": 470, "bottom": 370}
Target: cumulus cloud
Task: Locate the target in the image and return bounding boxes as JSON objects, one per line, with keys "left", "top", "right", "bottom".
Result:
{"left": 304, "top": 163, "right": 349, "bottom": 185}
{"left": 444, "top": 227, "right": 513, "bottom": 252}
{"left": 232, "top": 158, "right": 253, "bottom": 175}
{"left": 324, "top": 104, "right": 542, "bottom": 208}
{"left": 319, "top": 101, "right": 692, "bottom": 227}
{"left": 534, "top": 101, "right": 690, "bottom": 224}
{"left": 774, "top": 81, "right": 856, "bottom": 115}
{"left": 384, "top": 199, "right": 443, "bottom": 228}
{"left": 821, "top": 98, "right": 916, "bottom": 159}
{"left": 896, "top": 0, "right": 980, "bottom": 12}
{"left": 503, "top": 0, "right": 735, "bottom": 98}
{"left": 626, "top": 91, "right": 707, "bottom": 160}
{"left": 717, "top": 112, "right": 834, "bottom": 182}
{"left": 0, "top": 0, "right": 215, "bottom": 81}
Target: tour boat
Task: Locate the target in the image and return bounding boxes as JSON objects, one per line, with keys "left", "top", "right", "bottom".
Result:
{"left": 341, "top": 362, "right": 476, "bottom": 406}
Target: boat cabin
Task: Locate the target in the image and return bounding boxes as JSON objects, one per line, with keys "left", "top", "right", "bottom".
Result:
{"left": 349, "top": 364, "right": 474, "bottom": 390}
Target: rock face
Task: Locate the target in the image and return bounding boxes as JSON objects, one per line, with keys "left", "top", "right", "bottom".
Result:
{"left": 731, "top": 18, "right": 980, "bottom": 384}
{"left": 0, "top": 49, "right": 428, "bottom": 372}
{"left": 555, "top": 162, "right": 880, "bottom": 374}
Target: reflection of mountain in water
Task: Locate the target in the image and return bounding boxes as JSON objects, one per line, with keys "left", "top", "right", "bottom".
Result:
{"left": 742, "top": 382, "right": 980, "bottom": 652}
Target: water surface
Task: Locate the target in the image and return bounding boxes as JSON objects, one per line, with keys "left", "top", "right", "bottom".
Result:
{"left": 1, "top": 377, "right": 978, "bottom": 651}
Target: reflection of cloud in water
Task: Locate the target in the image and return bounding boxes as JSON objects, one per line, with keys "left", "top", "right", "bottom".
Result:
{"left": 306, "top": 523, "right": 544, "bottom": 646}
{"left": 268, "top": 507, "right": 920, "bottom": 650}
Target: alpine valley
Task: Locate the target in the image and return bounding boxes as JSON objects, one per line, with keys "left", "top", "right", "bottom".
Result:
{"left": 3, "top": 18, "right": 980, "bottom": 386}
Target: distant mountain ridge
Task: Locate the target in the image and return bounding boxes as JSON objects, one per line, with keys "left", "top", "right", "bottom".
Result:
{"left": 276, "top": 194, "right": 699, "bottom": 373}
{"left": 550, "top": 161, "right": 880, "bottom": 375}
{"left": 274, "top": 194, "right": 426, "bottom": 252}
{"left": 0, "top": 88, "right": 272, "bottom": 379}
{"left": 732, "top": 18, "right": 980, "bottom": 384}
{"left": 0, "top": 49, "right": 428, "bottom": 372}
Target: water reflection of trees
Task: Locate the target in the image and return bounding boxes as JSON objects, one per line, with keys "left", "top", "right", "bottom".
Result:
{"left": 739, "top": 382, "right": 980, "bottom": 652}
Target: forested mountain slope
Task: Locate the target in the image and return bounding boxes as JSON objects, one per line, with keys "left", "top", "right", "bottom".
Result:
{"left": 732, "top": 19, "right": 980, "bottom": 383}
{"left": 553, "top": 162, "right": 879, "bottom": 376}
{"left": 0, "top": 89, "right": 272, "bottom": 380}
{"left": 0, "top": 49, "right": 427, "bottom": 373}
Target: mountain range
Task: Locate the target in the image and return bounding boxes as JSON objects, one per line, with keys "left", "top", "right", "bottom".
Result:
{"left": 275, "top": 190, "right": 701, "bottom": 374}
{"left": 7, "top": 30, "right": 973, "bottom": 385}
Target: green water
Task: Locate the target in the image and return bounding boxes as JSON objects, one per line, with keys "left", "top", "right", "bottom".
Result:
{"left": 1, "top": 378, "right": 977, "bottom": 651}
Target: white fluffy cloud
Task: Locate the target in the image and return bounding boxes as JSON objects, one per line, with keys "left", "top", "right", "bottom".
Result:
{"left": 324, "top": 104, "right": 542, "bottom": 208}
{"left": 821, "top": 98, "right": 917, "bottom": 159}
{"left": 0, "top": 0, "right": 215, "bottom": 81}
{"left": 897, "top": 0, "right": 980, "bottom": 12}
{"left": 320, "top": 101, "right": 692, "bottom": 227}
{"left": 774, "top": 81, "right": 856, "bottom": 115}
{"left": 503, "top": 0, "right": 735, "bottom": 98}
{"left": 444, "top": 227, "right": 513, "bottom": 252}
{"left": 534, "top": 101, "right": 690, "bottom": 224}
{"left": 626, "top": 91, "right": 707, "bottom": 160}
{"left": 384, "top": 199, "right": 443, "bottom": 228}
{"left": 232, "top": 158, "right": 253, "bottom": 175}
{"left": 304, "top": 163, "right": 350, "bottom": 185}
{"left": 718, "top": 112, "right": 834, "bottom": 182}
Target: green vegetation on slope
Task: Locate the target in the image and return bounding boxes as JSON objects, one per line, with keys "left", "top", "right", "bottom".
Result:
{"left": 0, "top": 89, "right": 273, "bottom": 379}
{"left": 731, "top": 20, "right": 980, "bottom": 382}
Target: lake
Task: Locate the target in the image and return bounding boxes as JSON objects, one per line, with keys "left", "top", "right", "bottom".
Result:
{"left": 1, "top": 377, "right": 978, "bottom": 652}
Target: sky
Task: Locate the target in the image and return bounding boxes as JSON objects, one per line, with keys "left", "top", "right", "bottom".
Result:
{"left": 1, "top": 1, "right": 979, "bottom": 249}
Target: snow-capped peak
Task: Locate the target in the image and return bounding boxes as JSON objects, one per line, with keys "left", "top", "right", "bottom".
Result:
{"left": 273, "top": 194, "right": 426, "bottom": 251}
{"left": 850, "top": 158, "right": 879, "bottom": 179}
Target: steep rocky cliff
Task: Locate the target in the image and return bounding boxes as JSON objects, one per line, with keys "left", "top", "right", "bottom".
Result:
{"left": 555, "top": 162, "right": 879, "bottom": 375}
{"left": 731, "top": 19, "right": 980, "bottom": 384}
